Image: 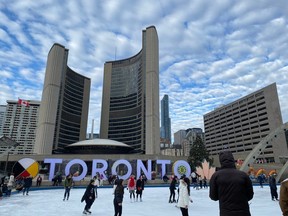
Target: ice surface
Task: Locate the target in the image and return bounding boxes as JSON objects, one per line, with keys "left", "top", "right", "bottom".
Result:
{"left": 0, "top": 185, "right": 282, "bottom": 216}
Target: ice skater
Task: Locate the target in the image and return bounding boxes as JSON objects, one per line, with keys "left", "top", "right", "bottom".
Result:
{"left": 269, "top": 173, "right": 278, "bottom": 201}
{"left": 63, "top": 174, "right": 73, "bottom": 201}
{"left": 169, "top": 175, "right": 177, "bottom": 203}
{"left": 127, "top": 175, "right": 136, "bottom": 202}
{"left": 23, "top": 175, "right": 33, "bottom": 195}
{"left": 114, "top": 179, "right": 124, "bottom": 216}
{"left": 177, "top": 176, "right": 192, "bottom": 216}
{"left": 136, "top": 175, "right": 145, "bottom": 202}
{"left": 81, "top": 179, "right": 96, "bottom": 214}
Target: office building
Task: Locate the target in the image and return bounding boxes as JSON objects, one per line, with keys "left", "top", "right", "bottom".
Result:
{"left": 184, "top": 128, "right": 205, "bottom": 156}
{"left": 1, "top": 100, "right": 40, "bottom": 154}
{"left": 0, "top": 105, "right": 6, "bottom": 136}
{"left": 160, "top": 94, "right": 171, "bottom": 143}
{"left": 34, "top": 43, "right": 91, "bottom": 155}
{"left": 204, "top": 83, "right": 287, "bottom": 163}
{"left": 100, "top": 26, "right": 160, "bottom": 155}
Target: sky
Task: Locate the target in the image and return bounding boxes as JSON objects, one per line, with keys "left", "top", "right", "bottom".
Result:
{"left": 0, "top": 186, "right": 283, "bottom": 215}
{"left": 0, "top": 0, "right": 288, "bottom": 138}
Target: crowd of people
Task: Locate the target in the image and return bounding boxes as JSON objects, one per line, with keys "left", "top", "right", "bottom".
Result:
{"left": 1, "top": 153, "right": 288, "bottom": 216}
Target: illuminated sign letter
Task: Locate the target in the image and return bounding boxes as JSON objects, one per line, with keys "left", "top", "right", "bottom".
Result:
{"left": 173, "top": 160, "right": 191, "bottom": 178}
{"left": 137, "top": 160, "right": 151, "bottom": 180}
{"left": 91, "top": 159, "right": 108, "bottom": 180}
{"left": 111, "top": 159, "right": 132, "bottom": 180}
{"left": 65, "top": 159, "right": 87, "bottom": 181}
{"left": 44, "top": 158, "right": 63, "bottom": 181}
{"left": 156, "top": 160, "right": 171, "bottom": 177}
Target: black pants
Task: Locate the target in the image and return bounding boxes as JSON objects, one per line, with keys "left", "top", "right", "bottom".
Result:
{"left": 169, "top": 188, "right": 176, "bottom": 202}
{"left": 84, "top": 199, "right": 94, "bottom": 211}
{"left": 270, "top": 187, "right": 278, "bottom": 200}
{"left": 64, "top": 187, "right": 71, "bottom": 199}
{"left": 114, "top": 199, "right": 122, "bottom": 216}
{"left": 180, "top": 207, "right": 189, "bottom": 216}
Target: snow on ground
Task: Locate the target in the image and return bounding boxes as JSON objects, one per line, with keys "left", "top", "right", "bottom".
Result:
{"left": 0, "top": 185, "right": 282, "bottom": 216}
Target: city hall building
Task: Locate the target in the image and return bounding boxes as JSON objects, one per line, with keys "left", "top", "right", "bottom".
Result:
{"left": 34, "top": 43, "right": 91, "bottom": 155}
{"left": 100, "top": 26, "right": 160, "bottom": 155}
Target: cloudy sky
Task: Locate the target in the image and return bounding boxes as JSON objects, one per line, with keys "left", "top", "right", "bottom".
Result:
{"left": 1, "top": 0, "right": 287, "bottom": 139}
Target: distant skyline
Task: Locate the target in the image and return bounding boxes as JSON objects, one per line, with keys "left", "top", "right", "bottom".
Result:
{"left": 1, "top": 1, "right": 288, "bottom": 137}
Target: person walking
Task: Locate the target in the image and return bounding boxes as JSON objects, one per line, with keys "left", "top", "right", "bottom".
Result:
{"left": 23, "top": 175, "right": 33, "bottom": 195}
{"left": 7, "top": 173, "right": 15, "bottom": 197}
{"left": 63, "top": 174, "right": 74, "bottom": 201}
{"left": 36, "top": 175, "right": 42, "bottom": 186}
{"left": 127, "top": 175, "right": 136, "bottom": 202}
{"left": 279, "top": 177, "right": 288, "bottom": 216}
{"left": 209, "top": 151, "right": 254, "bottom": 216}
{"left": 81, "top": 179, "right": 96, "bottom": 215}
{"left": 177, "top": 176, "right": 191, "bottom": 216}
{"left": 136, "top": 175, "right": 145, "bottom": 202}
{"left": 169, "top": 175, "right": 177, "bottom": 203}
{"left": 269, "top": 173, "right": 278, "bottom": 201}
{"left": 114, "top": 179, "right": 124, "bottom": 216}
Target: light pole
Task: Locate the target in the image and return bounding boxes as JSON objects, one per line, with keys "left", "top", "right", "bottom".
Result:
{"left": 4, "top": 151, "right": 10, "bottom": 174}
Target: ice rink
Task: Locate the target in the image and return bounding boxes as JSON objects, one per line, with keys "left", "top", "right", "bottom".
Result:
{"left": 0, "top": 185, "right": 282, "bottom": 216}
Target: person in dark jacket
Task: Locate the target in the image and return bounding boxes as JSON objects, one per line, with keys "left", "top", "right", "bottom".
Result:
{"left": 136, "top": 175, "right": 145, "bottom": 202}
{"left": 169, "top": 175, "right": 178, "bottom": 203}
{"left": 81, "top": 179, "right": 96, "bottom": 215}
{"left": 114, "top": 179, "right": 124, "bottom": 216}
{"left": 209, "top": 151, "right": 254, "bottom": 216}
{"left": 23, "top": 175, "right": 33, "bottom": 195}
{"left": 63, "top": 174, "right": 74, "bottom": 201}
{"left": 269, "top": 174, "right": 278, "bottom": 201}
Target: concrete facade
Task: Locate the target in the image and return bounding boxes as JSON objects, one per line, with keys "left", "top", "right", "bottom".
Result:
{"left": 1, "top": 100, "right": 40, "bottom": 154}
{"left": 204, "top": 83, "right": 287, "bottom": 163}
{"left": 34, "top": 43, "right": 91, "bottom": 155}
{"left": 100, "top": 26, "right": 160, "bottom": 155}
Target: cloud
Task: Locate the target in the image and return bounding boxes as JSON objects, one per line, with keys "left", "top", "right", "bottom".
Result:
{"left": 0, "top": 0, "right": 287, "bottom": 140}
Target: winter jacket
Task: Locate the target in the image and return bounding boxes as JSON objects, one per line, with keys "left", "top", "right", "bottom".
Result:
{"left": 127, "top": 177, "right": 136, "bottom": 190}
{"left": 7, "top": 175, "right": 15, "bottom": 188}
{"left": 209, "top": 151, "right": 254, "bottom": 216}
{"left": 24, "top": 177, "right": 33, "bottom": 188}
{"left": 177, "top": 180, "right": 190, "bottom": 208}
{"left": 81, "top": 183, "right": 96, "bottom": 203}
{"left": 136, "top": 178, "right": 145, "bottom": 194}
{"left": 269, "top": 175, "right": 277, "bottom": 190}
{"left": 280, "top": 178, "right": 288, "bottom": 216}
{"left": 114, "top": 184, "right": 124, "bottom": 204}
{"left": 169, "top": 177, "right": 177, "bottom": 190}
{"left": 64, "top": 177, "right": 73, "bottom": 188}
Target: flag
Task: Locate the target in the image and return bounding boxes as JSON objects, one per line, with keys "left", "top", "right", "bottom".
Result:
{"left": 18, "top": 98, "right": 30, "bottom": 107}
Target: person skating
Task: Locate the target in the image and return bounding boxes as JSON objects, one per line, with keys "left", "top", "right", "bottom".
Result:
{"left": 127, "top": 175, "right": 136, "bottom": 202}
{"left": 169, "top": 175, "right": 178, "bottom": 203}
{"left": 63, "top": 174, "right": 74, "bottom": 201}
{"left": 23, "top": 175, "right": 33, "bottom": 195}
{"left": 81, "top": 179, "right": 96, "bottom": 214}
{"left": 209, "top": 151, "right": 254, "bottom": 216}
{"left": 269, "top": 173, "right": 278, "bottom": 201}
{"left": 136, "top": 175, "right": 145, "bottom": 202}
{"left": 177, "top": 176, "right": 191, "bottom": 216}
{"left": 114, "top": 179, "right": 124, "bottom": 216}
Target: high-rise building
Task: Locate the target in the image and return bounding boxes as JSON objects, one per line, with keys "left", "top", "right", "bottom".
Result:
{"left": 184, "top": 128, "right": 205, "bottom": 156}
{"left": 34, "top": 43, "right": 91, "bottom": 155}
{"left": 160, "top": 94, "right": 171, "bottom": 143}
{"left": 204, "top": 83, "right": 287, "bottom": 163}
{"left": 100, "top": 26, "right": 160, "bottom": 155}
{"left": 1, "top": 100, "right": 40, "bottom": 154}
{"left": 173, "top": 129, "right": 187, "bottom": 156}
{"left": 0, "top": 105, "right": 6, "bottom": 136}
